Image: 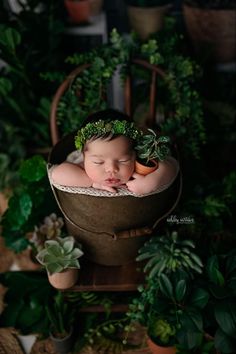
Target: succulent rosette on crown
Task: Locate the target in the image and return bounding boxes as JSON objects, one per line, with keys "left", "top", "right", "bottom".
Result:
{"left": 75, "top": 119, "right": 143, "bottom": 150}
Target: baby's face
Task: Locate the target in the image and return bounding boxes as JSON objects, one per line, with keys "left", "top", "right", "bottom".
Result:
{"left": 84, "top": 136, "right": 135, "bottom": 187}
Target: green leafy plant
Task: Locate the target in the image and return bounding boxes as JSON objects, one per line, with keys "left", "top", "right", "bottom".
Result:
{"left": 135, "top": 128, "right": 170, "bottom": 165}
{"left": 183, "top": 171, "right": 234, "bottom": 240}
{"left": 0, "top": 155, "right": 59, "bottom": 253}
{"left": 136, "top": 230, "right": 203, "bottom": 277}
{"left": 0, "top": 1, "right": 65, "bottom": 191}
{"left": 36, "top": 236, "right": 83, "bottom": 275}
{"left": 46, "top": 290, "right": 76, "bottom": 338}
{"left": 46, "top": 23, "right": 205, "bottom": 159}
{"left": 0, "top": 120, "right": 26, "bottom": 192}
{"left": 202, "top": 249, "right": 236, "bottom": 354}
{"left": 148, "top": 318, "right": 176, "bottom": 345}
{"left": 128, "top": 273, "right": 209, "bottom": 350}
{"left": 127, "top": 231, "right": 208, "bottom": 350}
{"left": 0, "top": 271, "right": 53, "bottom": 336}
{"left": 84, "top": 317, "right": 127, "bottom": 348}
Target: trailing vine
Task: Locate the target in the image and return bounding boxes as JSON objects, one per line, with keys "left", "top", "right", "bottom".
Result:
{"left": 43, "top": 19, "right": 205, "bottom": 158}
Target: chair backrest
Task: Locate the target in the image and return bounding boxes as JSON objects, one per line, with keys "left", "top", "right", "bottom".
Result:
{"left": 50, "top": 59, "right": 166, "bottom": 146}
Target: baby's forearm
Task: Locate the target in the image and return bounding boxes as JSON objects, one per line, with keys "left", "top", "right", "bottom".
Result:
{"left": 126, "top": 157, "right": 179, "bottom": 195}
{"left": 51, "top": 162, "right": 92, "bottom": 187}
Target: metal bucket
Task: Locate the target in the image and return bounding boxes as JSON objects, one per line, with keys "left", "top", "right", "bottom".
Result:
{"left": 48, "top": 133, "right": 181, "bottom": 266}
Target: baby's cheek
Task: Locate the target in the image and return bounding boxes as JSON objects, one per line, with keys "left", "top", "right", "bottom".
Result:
{"left": 84, "top": 164, "right": 100, "bottom": 183}
{"left": 122, "top": 166, "right": 134, "bottom": 182}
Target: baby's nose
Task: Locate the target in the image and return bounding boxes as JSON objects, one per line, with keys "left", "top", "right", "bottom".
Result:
{"left": 105, "top": 161, "right": 119, "bottom": 173}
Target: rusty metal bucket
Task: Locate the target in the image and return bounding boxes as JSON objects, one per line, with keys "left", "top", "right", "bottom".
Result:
{"left": 48, "top": 133, "right": 182, "bottom": 266}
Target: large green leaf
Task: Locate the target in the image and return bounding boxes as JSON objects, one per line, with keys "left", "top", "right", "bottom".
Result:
{"left": 20, "top": 155, "right": 47, "bottom": 182}
{"left": 189, "top": 288, "right": 209, "bottom": 309}
{"left": 214, "top": 328, "right": 236, "bottom": 354}
{"left": 214, "top": 302, "right": 236, "bottom": 339}
{"left": 0, "top": 272, "right": 53, "bottom": 335}
{"left": 175, "top": 279, "right": 186, "bottom": 302}
{"left": 0, "top": 27, "right": 21, "bottom": 51}
{"left": 159, "top": 274, "right": 174, "bottom": 298}
{"left": 226, "top": 252, "right": 236, "bottom": 276}
{"left": 4, "top": 234, "right": 29, "bottom": 253}
{"left": 0, "top": 298, "right": 24, "bottom": 327}
{"left": 206, "top": 255, "right": 225, "bottom": 286}
{"left": 4, "top": 193, "right": 32, "bottom": 229}
{"left": 0, "top": 77, "right": 12, "bottom": 96}
{"left": 180, "top": 308, "right": 203, "bottom": 332}
{"left": 17, "top": 300, "right": 44, "bottom": 328}
{"left": 176, "top": 329, "right": 203, "bottom": 350}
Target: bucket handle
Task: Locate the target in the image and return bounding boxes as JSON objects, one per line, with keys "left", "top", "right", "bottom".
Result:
{"left": 113, "top": 226, "right": 153, "bottom": 240}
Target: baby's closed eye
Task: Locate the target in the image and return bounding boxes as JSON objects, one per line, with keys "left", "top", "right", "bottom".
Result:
{"left": 119, "top": 159, "right": 132, "bottom": 163}
{"left": 93, "top": 161, "right": 104, "bottom": 165}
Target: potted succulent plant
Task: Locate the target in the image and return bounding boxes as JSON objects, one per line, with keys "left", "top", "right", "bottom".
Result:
{"left": 36, "top": 235, "right": 83, "bottom": 289}
{"left": 135, "top": 129, "right": 170, "bottom": 175}
{"left": 182, "top": 0, "right": 236, "bottom": 63}
{"left": 127, "top": 231, "right": 208, "bottom": 353}
{"left": 124, "top": 0, "right": 174, "bottom": 40}
{"left": 146, "top": 318, "right": 176, "bottom": 354}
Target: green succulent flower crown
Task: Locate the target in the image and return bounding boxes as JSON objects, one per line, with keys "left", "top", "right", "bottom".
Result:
{"left": 75, "top": 119, "right": 142, "bottom": 150}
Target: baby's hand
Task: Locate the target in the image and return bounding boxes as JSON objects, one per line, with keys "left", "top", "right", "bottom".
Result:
{"left": 92, "top": 182, "right": 117, "bottom": 193}
{"left": 126, "top": 173, "right": 148, "bottom": 195}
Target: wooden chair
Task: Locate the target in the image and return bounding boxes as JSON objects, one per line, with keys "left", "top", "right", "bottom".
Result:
{"left": 50, "top": 59, "right": 166, "bottom": 145}
{"left": 49, "top": 59, "right": 181, "bottom": 304}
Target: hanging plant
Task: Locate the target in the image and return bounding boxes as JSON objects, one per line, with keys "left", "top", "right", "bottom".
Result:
{"left": 43, "top": 21, "right": 205, "bottom": 159}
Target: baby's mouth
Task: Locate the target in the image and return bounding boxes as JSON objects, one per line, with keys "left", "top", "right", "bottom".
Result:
{"left": 105, "top": 178, "right": 121, "bottom": 185}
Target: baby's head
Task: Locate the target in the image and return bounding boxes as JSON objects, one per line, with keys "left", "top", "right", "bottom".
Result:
{"left": 75, "top": 109, "right": 142, "bottom": 188}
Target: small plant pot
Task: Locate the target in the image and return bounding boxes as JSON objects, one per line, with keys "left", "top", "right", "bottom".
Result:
{"left": 147, "top": 337, "right": 176, "bottom": 354}
{"left": 47, "top": 268, "right": 78, "bottom": 290}
{"left": 135, "top": 159, "right": 158, "bottom": 176}
{"left": 64, "top": 0, "right": 90, "bottom": 24}
{"left": 50, "top": 327, "right": 74, "bottom": 354}
{"left": 127, "top": 4, "right": 171, "bottom": 40}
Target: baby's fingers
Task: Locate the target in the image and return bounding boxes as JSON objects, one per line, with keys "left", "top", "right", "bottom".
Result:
{"left": 104, "top": 186, "right": 117, "bottom": 193}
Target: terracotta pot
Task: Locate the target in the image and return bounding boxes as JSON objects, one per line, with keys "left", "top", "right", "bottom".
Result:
{"left": 64, "top": 0, "right": 90, "bottom": 24}
{"left": 135, "top": 159, "right": 158, "bottom": 176}
{"left": 127, "top": 4, "right": 171, "bottom": 40}
{"left": 147, "top": 337, "right": 176, "bottom": 354}
{"left": 47, "top": 268, "right": 78, "bottom": 290}
{"left": 183, "top": 5, "right": 236, "bottom": 63}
